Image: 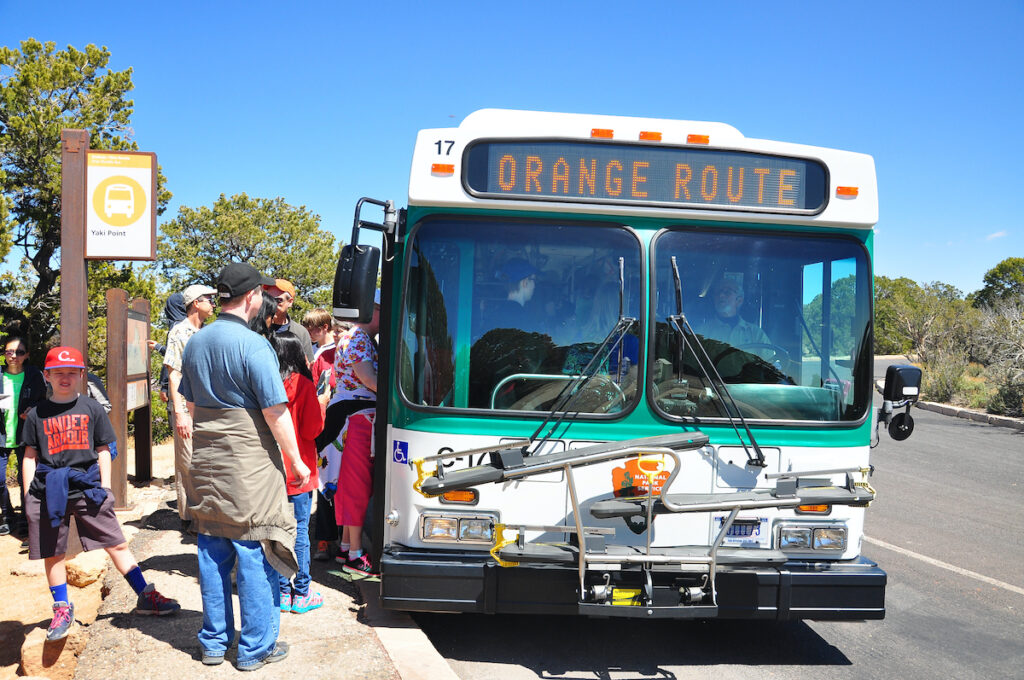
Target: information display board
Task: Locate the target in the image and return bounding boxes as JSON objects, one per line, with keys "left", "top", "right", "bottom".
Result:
{"left": 126, "top": 309, "right": 149, "bottom": 379}
{"left": 465, "top": 140, "right": 827, "bottom": 214}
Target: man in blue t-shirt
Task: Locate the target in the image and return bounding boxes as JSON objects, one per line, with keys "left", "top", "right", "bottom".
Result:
{"left": 178, "top": 262, "right": 310, "bottom": 671}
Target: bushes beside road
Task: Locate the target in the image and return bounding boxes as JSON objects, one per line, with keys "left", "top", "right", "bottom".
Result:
{"left": 876, "top": 260, "right": 1024, "bottom": 417}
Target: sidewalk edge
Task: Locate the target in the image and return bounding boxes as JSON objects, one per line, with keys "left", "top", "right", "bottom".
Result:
{"left": 357, "top": 581, "right": 460, "bottom": 680}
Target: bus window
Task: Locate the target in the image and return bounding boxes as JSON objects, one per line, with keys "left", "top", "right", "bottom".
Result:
{"left": 801, "top": 256, "right": 865, "bottom": 412}
{"left": 400, "top": 239, "right": 461, "bottom": 407}
{"left": 651, "top": 229, "right": 870, "bottom": 422}
{"left": 398, "top": 218, "right": 643, "bottom": 414}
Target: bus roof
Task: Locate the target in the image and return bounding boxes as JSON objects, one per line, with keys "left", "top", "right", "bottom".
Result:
{"left": 408, "top": 109, "right": 877, "bottom": 229}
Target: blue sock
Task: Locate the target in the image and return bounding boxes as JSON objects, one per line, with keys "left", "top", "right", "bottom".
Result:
{"left": 349, "top": 548, "right": 363, "bottom": 559}
{"left": 125, "top": 566, "right": 148, "bottom": 595}
{"left": 50, "top": 583, "right": 69, "bottom": 603}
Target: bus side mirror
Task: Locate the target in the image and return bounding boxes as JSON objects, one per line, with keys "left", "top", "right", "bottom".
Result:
{"left": 882, "top": 365, "right": 921, "bottom": 403}
{"left": 333, "top": 244, "right": 380, "bottom": 323}
{"left": 879, "top": 364, "right": 922, "bottom": 441}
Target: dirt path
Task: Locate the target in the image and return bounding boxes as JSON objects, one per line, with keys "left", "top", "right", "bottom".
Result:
{"left": 0, "top": 444, "right": 173, "bottom": 679}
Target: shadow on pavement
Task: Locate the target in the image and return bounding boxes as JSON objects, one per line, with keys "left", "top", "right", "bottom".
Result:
{"left": 414, "top": 612, "right": 851, "bottom": 673}
{"left": 137, "top": 550, "right": 199, "bottom": 581}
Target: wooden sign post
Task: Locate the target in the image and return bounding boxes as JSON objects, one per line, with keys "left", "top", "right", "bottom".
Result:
{"left": 60, "top": 128, "right": 158, "bottom": 509}
{"left": 106, "top": 289, "right": 153, "bottom": 509}
{"left": 60, "top": 130, "right": 90, "bottom": 393}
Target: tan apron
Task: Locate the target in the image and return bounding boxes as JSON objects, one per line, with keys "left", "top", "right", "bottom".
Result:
{"left": 187, "top": 406, "right": 298, "bottom": 579}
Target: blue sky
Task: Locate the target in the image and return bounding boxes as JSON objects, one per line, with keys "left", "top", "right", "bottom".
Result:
{"left": 2, "top": 0, "right": 1021, "bottom": 296}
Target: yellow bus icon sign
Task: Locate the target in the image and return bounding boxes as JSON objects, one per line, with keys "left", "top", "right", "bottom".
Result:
{"left": 104, "top": 183, "right": 135, "bottom": 218}
{"left": 92, "top": 176, "right": 146, "bottom": 227}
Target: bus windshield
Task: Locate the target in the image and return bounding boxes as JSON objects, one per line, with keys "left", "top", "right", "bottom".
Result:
{"left": 399, "top": 218, "right": 643, "bottom": 414}
{"left": 651, "top": 228, "right": 872, "bottom": 423}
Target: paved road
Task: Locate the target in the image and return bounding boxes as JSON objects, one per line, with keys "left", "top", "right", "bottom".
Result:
{"left": 413, "top": 363, "right": 1024, "bottom": 679}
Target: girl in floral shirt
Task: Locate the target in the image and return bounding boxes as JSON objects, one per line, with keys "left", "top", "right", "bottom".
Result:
{"left": 322, "top": 291, "right": 380, "bottom": 577}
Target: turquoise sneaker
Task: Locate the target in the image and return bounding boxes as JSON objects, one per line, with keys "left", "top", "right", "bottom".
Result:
{"left": 291, "top": 591, "right": 324, "bottom": 614}
{"left": 280, "top": 591, "right": 292, "bottom": 612}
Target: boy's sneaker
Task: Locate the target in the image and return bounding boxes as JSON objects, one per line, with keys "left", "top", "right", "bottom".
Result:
{"left": 313, "top": 540, "right": 330, "bottom": 561}
{"left": 0, "top": 523, "right": 9, "bottom": 536}
{"left": 47, "top": 601, "right": 75, "bottom": 641}
{"left": 291, "top": 591, "right": 324, "bottom": 614}
{"left": 341, "top": 554, "right": 378, "bottom": 578}
{"left": 135, "top": 584, "right": 181, "bottom": 616}
{"left": 280, "top": 592, "right": 292, "bottom": 612}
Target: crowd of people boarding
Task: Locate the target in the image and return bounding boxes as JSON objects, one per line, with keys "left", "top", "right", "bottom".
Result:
{"left": 1, "top": 261, "right": 380, "bottom": 671}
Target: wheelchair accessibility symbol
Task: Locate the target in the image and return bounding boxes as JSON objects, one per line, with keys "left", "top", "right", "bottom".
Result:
{"left": 392, "top": 440, "right": 409, "bottom": 464}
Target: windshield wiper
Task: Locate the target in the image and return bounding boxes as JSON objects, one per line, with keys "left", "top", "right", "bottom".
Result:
{"left": 528, "top": 257, "right": 636, "bottom": 452}
{"left": 667, "top": 256, "right": 766, "bottom": 467}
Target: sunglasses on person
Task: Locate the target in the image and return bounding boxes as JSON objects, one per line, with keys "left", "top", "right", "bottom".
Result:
{"left": 4, "top": 349, "right": 27, "bottom": 356}
{"left": 274, "top": 295, "right": 291, "bottom": 303}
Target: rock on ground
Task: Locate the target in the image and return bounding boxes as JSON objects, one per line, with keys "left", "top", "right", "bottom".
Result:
{"left": 65, "top": 551, "right": 109, "bottom": 588}
{"left": 20, "top": 625, "right": 88, "bottom": 680}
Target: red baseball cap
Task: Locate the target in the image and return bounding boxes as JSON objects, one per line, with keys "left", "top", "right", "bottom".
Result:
{"left": 44, "top": 346, "right": 86, "bottom": 370}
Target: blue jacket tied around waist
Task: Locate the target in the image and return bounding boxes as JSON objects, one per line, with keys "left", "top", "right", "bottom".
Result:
{"left": 34, "top": 463, "right": 108, "bottom": 528}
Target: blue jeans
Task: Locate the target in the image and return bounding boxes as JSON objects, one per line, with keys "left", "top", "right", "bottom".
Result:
{"left": 196, "top": 534, "right": 281, "bottom": 667}
{"left": 278, "top": 491, "right": 312, "bottom": 597}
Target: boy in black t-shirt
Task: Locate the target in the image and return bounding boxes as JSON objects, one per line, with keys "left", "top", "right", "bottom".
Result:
{"left": 22, "top": 347, "right": 180, "bottom": 641}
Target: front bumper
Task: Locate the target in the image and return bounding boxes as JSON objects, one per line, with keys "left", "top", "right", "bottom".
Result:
{"left": 379, "top": 549, "right": 886, "bottom": 620}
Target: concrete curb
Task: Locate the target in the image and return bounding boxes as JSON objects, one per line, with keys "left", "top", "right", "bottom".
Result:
{"left": 916, "top": 401, "right": 1024, "bottom": 431}
{"left": 358, "top": 581, "right": 460, "bottom": 680}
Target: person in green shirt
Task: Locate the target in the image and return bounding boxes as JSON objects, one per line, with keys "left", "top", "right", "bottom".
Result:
{"left": 1, "top": 335, "right": 47, "bottom": 536}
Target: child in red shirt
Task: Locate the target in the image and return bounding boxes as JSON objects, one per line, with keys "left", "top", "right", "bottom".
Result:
{"left": 274, "top": 333, "right": 324, "bottom": 613}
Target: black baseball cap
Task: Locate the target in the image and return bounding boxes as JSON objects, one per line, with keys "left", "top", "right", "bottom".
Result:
{"left": 217, "top": 262, "right": 275, "bottom": 299}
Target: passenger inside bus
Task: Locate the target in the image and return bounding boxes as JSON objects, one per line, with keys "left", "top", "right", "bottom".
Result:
{"left": 561, "top": 281, "right": 639, "bottom": 376}
{"left": 474, "top": 257, "right": 541, "bottom": 339}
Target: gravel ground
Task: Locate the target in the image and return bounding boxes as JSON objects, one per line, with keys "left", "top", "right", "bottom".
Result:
{"left": 74, "top": 489, "right": 399, "bottom": 680}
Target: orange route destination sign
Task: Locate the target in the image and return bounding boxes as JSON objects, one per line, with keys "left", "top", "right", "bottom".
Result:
{"left": 85, "top": 151, "right": 157, "bottom": 260}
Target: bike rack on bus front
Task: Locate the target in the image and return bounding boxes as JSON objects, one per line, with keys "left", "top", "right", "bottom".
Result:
{"left": 411, "top": 434, "right": 875, "bottom": 617}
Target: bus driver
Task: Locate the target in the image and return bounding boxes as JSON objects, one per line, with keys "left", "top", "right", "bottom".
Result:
{"left": 700, "top": 277, "right": 770, "bottom": 348}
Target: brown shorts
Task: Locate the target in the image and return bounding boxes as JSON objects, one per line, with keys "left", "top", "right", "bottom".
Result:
{"left": 26, "top": 491, "right": 126, "bottom": 560}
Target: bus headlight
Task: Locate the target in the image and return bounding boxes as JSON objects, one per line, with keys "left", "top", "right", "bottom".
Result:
{"left": 779, "top": 527, "right": 812, "bottom": 550}
{"left": 459, "top": 518, "right": 494, "bottom": 543}
{"left": 422, "top": 517, "right": 459, "bottom": 541}
{"left": 777, "top": 523, "right": 848, "bottom": 552}
{"left": 813, "top": 527, "right": 848, "bottom": 551}
{"left": 420, "top": 512, "right": 498, "bottom": 544}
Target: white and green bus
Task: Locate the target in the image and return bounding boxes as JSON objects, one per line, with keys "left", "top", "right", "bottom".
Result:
{"left": 334, "top": 109, "right": 921, "bottom": 620}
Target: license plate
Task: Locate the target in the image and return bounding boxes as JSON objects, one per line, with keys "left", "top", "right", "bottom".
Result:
{"left": 714, "top": 516, "right": 769, "bottom": 548}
